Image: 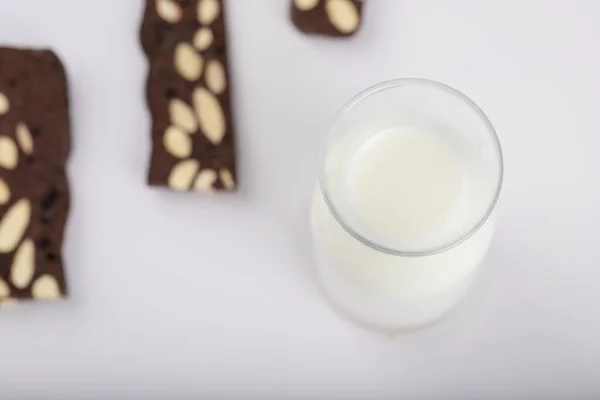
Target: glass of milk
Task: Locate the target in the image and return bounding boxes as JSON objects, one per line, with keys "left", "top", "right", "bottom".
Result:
{"left": 311, "top": 79, "right": 503, "bottom": 332}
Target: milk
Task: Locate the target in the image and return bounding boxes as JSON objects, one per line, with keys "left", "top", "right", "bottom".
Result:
{"left": 311, "top": 126, "right": 496, "bottom": 331}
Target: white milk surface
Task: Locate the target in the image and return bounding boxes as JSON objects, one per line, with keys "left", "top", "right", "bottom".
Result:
{"left": 312, "top": 127, "right": 496, "bottom": 331}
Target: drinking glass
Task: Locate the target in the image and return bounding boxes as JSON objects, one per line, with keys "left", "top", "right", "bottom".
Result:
{"left": 310, "top": 79, "right": 503, "bottom": 331}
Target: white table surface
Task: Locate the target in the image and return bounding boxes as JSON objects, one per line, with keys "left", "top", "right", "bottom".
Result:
{"left": 1, "top": 0, "right": 600, "bottom": 398}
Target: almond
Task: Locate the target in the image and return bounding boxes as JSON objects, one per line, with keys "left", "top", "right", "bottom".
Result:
{"left": 193, "top": 87, "right": 225, "bottom": 145}
{"left": 325, "top": 0, "right": 360, "bottom": 34}
{"left": 0, "top": 199, "right": 31, "bottom": 253}
{"left": 168, "top": 160, "right": 200, "bottom": 191}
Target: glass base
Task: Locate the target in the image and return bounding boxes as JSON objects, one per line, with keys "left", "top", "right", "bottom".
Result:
{"left": 310, "top": 188, "right": 492, "bottom": 333}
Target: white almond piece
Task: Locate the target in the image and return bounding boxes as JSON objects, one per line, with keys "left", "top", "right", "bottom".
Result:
{"left": 163, "top": 126, "right": 192, "bottom": 158}
{"left": 0, "top": 179, "right": 10, "bottom": 205}
{"left": 295, "top": 0, "right": 320, "bottom": 11}
{"left": 169, "top": 99, "right": 198, "bottom": 133}
{"left": 174, "top": 43, "right": 204, "bottom": 81}
{"left": 0, "top": 92, "right": 8, "bottom": 115}
{"left": 325, "top": 0, "right": 359, "bottom": 33}
{"left": 205, "top": 60, "right": 227, "bottom": 95}
{"left": 156, "top": 0, "right": 182, "bottom": 23}
{"left": 32, "top": 275, "right": 61, "bottom": 299}
{"left": 0, "top": 198, "right": 31, "bottom": 254}
{"left": 219, "top": 168, "right": 235, "bottom": 189}
{"left": 0, "top": 136, "right": 18, "bottom": 170}
{"left": 168, "top": 159, "right": 200, "bottom": 191}
{"left": 10, "top": 239, "right": 35, "bottom": 289}
{"left": 194, "top": 169, "right": 217, "bottom": 192}
{"left": 197, "top": 0, "right": 220, "bottom": 25}
{"left": 0, "top": 278, "right": 9, "bottom": 298}
{"left": 193, "top": 87, "right": 225, "bottom": 145}
{"left": 16, "top": 123, "right": 34, "bottom": 155}
{"left": 193, "top": 28, "right": 214, "bottom": 51}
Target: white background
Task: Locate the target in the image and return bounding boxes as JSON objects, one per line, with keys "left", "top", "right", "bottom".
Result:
{"left": 1, "top": 0, "right": 599, "bottom": 398}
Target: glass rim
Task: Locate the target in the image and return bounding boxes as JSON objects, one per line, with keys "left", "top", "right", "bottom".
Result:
{"left": 318, "top": 78, "right": 504, "bottom": 257}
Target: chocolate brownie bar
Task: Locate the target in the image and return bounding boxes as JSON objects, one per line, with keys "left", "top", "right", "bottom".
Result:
{"left": 141, "top": 0, "right": 237, "bottom": 192}
{"left": 292, "top": 0, "right": 364, "bottom": 37}
{"left": 0, "top": 48, "right": 71, "bottom": 306}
